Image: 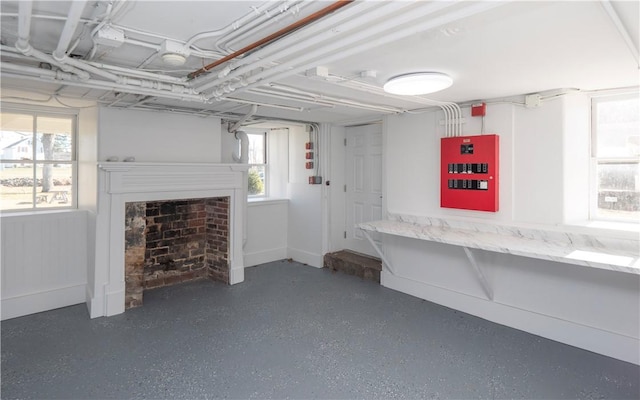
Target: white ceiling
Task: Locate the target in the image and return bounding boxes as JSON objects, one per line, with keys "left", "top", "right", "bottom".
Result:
{"left": 1, "top": 0, "right": 638, "bottom": 124}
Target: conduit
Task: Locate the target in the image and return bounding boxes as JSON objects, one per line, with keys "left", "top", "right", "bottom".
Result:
{"left": 185, "top": 1, "right": 276, "bottom": 49}
{"left": 216, "top": 0, "right": 310, "bottom": 54}
{"left": 230, "top": 104, "right": 258, "bottom": 133}
{"left": 187, "top": 0, "right": 354, "bottom": 80}
{"left": 0, "top": 63, "right": 207, "bottom": 102}
{"left": 192, "top": 1, "right": 393, "bottom": 93}
{"left": 199, "top": 1, "right": 455, "bottom": 97}
{"left": 232, "top": 131, "right": 249, "bottom": 163}
{"left": 230, "top": 104, "right": 257, "bottom": 164}
{"left": 52, "top": 0, "right": 87, "bottom": 61}
{"left": 212, "top": 1, "right": 495, "bottom": 128}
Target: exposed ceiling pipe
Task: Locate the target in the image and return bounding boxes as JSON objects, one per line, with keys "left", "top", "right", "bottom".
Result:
{"left": 230, "top": 104, "right": 258, "bottom": 133}
{"left": 216, "top": 0, "right": 310, "bottom": 54}
{"left": 15, "top": 0, "right": 33, "bottom": 51}
{"left": 220, "top": 1, "right": 503, "bottom": 100}
{"left": 221, "top": 97, "right": 303, "bottom": 112}
{"left": 201, "top": 0, "right": 454, "bottom": 97}
{"left": 85, "top": 61, "right": 187, "bottom": 84}
{"left": 52, "top": 0, "right": 88, "bottom": 61}
{"left": 13, "top": 2, "right": 90, "bottom": 81}
{"left": 599, "top": 0, "right": 640, "bottom": 67}
{"left": 187, "top": 0, "right": 354, "bottom": 80}
{"left": 0, "top": 63, "right": 206, "bottom": 102}
{"left": 192, "top": 0, "right": 391, "bottom": 93}
{"left": 185, "top": 1, "right": 274, "bottom": 48}
{"left": 260, "top": 84, "right": 404, "bottom": 113}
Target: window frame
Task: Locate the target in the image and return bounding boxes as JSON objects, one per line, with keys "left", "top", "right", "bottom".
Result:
{"left": 589, "top": 93, "right": 639, "bottom": 223}
{"left": 0, "top": 103, "right": 78, "bottom": 213}
{"left": 246, "top": 130, "right": 268, "bottom": 198}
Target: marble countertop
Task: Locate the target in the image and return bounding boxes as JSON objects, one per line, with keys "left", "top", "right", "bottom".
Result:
{"left": 359, "top": 216, "right": 640, "bottom": 275}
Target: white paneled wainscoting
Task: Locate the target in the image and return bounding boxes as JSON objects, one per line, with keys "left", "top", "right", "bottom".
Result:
{"left": 1, "top": 210, "right": 88, "bottom": 320}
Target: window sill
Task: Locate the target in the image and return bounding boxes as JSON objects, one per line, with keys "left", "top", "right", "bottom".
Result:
{"left": 248, "top": 198, "right": 288, "bottom": 206}
{"left": 564, "top": 220, "right": 639, "bottom": 240}
{"left": 0, "top": 208, "right": 84, "bottom": 220}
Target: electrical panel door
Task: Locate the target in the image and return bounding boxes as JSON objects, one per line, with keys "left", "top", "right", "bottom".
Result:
{"left": 441, "top": 134, "right": 499, "bottom": 212}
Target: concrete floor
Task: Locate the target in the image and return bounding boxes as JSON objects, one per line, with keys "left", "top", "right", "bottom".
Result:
{"left": 2, "top": 260, "right": 638, "bottom": 399}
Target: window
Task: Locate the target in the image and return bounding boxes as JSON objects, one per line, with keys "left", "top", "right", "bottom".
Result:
{"left": 591, "top": 93, "right": 639, "bottom": 222}
{"left": 0, "top": 106, "right": 77, "bottom": 211}
{"left": 247, "top": 131, "right": 267, "bottom": 197}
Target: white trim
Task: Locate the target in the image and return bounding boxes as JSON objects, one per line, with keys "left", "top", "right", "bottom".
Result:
{"left": 287, "top": 247, "right": 323, "bottom": 268}
{"left": 1, "top": 283, "right": 86, "bottom": 320}
{"left": 382, "top": 271, "right": 640, "bottom": 365}
{"left": 244, "top": 247, "right": 288, "bottom": 267}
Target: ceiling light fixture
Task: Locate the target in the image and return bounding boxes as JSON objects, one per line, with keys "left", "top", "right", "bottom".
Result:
{"left": 161, "top": 53, "right": 187, "bottom": 67}
{"left": 383, "top": 72, "right": 453, "bottom": 95}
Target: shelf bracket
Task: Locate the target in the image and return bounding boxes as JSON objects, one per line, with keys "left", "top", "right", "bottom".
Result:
{"left": 463, "top": 247, "right": 493, "bottom": 300}
{"left": 361, "top": 229, "right": 397, "bottom": 276}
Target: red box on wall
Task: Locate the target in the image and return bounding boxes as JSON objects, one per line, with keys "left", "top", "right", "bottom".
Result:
{"left": 441, "top": 134, "right": 499, "bottom": 212}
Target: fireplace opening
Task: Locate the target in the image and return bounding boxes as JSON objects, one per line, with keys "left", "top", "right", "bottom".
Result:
{"left": 124, "top": 197, "right": 229, "bottom": 309}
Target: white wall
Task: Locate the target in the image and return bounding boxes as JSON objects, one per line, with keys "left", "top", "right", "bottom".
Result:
{"left": 1, "top": 211, "right": 88, "bottom": 320}
{"left": 380, "top": 96, "right": 640, "bottom": 364}
{"left": 1, "top": 94, "right": 96, "bottom": 320}
{"left": 98, "top": 108, "right": 222, "bottom": 162}
{"left": 287, "top": 124, "right": 324, "bottom": 267}
{"left": 245, "top": 200, "right": 288, "bottom": 267}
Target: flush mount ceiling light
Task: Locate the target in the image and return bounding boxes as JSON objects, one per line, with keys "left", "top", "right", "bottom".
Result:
{"left": 161, "top": 53, "right": 187, "bottom": 67}
{"left": 383, "top": 72, "right": 453, "bottom": 95}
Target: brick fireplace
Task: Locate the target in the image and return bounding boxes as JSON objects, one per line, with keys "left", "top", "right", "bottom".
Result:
{"left": 124, "top": 197, "right": 230, "bottom": 308}
{"left": 90, "top": 163, "right": 248, "bottom": 318}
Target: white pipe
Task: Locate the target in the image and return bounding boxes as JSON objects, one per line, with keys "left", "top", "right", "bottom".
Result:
{"left": 232, "top": 130, "right": 249, "bottom": 164}
{"left": 16, "top": 0, "right": 33, "bottom": 51}
{"left": 0, "top": 63, "right": 206, "bottom": 102}
{"left": 205, "top": 2, "right": 502, "bottom": 100}
{"left": 59, "top": 56, "right": 121, "bottom": 82}
{"left": 221, "top": 97, "right": 303, "bottom": 112}
{"left": 209, "top": 2, "right": 503, "bottom": 99}
{"left": 230, "top": 104, "right": 258, "bottom": 133}
{"left": 201, "top": 0, "right": 453, "bottom": 95}
{"left": 600, "top": 0, "right": 640, "bottom": 66}
{"left": 52, "top": 0, "right": 88, "bottom": 60}
{"left": 185, "top": 1, "right": 273, "bottom": 47}
{"left": 265, "top": 84, "right": 404, "bottom": 113}
{"left": 85, "top": 61, "right": 188, "bottom": 84}
{"left": 193, "top": 0, "right": 390, "bottom": 92}
{"left": 218, "top": 0, "right": 310, "bottom": 53}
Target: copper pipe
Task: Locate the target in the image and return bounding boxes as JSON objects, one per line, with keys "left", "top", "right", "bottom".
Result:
{"left": 187, "top": 0, "right": 354, "bottom": 80}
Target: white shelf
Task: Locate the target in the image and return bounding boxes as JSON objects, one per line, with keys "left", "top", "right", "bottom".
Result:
{"left": 359, "top": 217, "right": 640, "bottom": 275}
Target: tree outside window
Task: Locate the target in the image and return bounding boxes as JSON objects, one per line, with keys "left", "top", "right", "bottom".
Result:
{"left": 0, "top": 109, "right": 76, "bottom": 211}
{"left": 247, "top": 132, "right": 267, "bottom": 197}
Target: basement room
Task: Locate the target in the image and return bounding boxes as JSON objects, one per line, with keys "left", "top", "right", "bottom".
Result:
{"left": 1, "top": 1, "right": 638, "bottom": 398}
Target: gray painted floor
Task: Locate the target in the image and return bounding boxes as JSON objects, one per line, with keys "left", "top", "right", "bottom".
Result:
{"left": 2, "top": 260, "right": 638, "bottom": 399}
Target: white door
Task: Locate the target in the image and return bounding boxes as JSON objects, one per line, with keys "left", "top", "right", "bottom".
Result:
{"left": 344, "top": 123, "right": 383, "bottom": 257}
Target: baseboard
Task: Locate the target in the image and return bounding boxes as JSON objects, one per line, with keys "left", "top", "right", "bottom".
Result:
{"left": 229, "top": 265, "right": 245, "bottom": 285}
{"left": 382, "top": 271, "right": 640, "bottom": 365}
{"left": 287, "top": 247, "right": 323, "bottom": 268}
{"left": 244, "top": 247, "right": 288, "bottom": 267}
{"left": 1, "top": 283, "right": 86, "bottom": 321}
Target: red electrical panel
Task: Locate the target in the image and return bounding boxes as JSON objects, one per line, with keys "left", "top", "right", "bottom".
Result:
{"left": 441, "top": 134, "right": 499, "bottom": 212}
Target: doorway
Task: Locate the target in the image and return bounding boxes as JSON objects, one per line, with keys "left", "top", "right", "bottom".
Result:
{"left": 343, "top": 123, "right": 383, "bottom": 257}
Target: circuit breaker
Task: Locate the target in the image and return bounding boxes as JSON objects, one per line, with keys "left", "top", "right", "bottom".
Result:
{"left": 441, "top": 134, "right": 499, "bottom": 212}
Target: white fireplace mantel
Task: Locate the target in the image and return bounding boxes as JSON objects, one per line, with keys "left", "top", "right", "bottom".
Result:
{"left": 89, "top": 162, "right": 249, "bottom": 318}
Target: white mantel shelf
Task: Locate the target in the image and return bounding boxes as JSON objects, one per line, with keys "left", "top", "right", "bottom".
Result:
{"left": 97, "top": 162, "right": 250, "bottom": 194}
{"left": 359, "top": 215, "right": 640, "bottom": 275}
